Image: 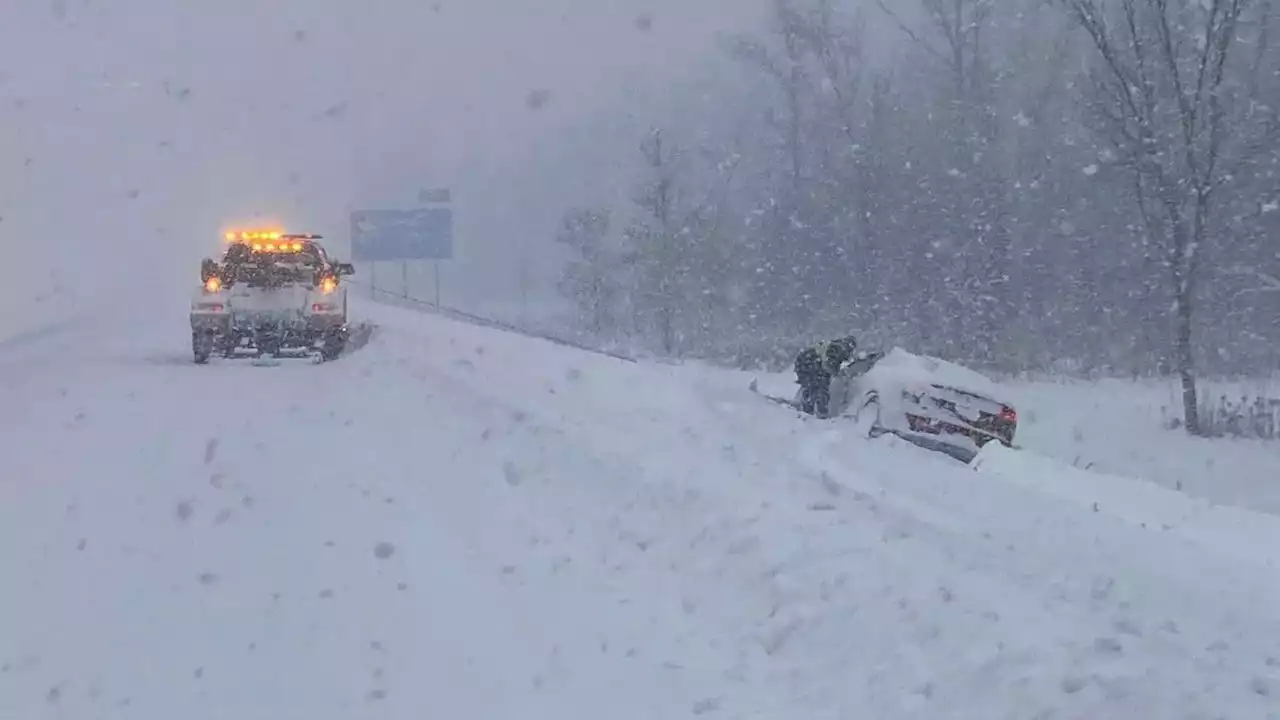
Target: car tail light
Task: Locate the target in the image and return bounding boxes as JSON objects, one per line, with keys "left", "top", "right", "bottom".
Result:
{"left": 999, "top": 406, "right": 1017, "bottom": 423}
{"left": 312, "top": 303, "right": 336, "bottom": 312}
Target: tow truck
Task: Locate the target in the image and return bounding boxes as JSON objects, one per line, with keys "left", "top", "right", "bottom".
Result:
{"left": 190, "top": 229, "right": 355, "bottom": 364}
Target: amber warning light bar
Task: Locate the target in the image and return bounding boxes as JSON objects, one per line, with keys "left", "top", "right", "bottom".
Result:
{"left": 223, "top": 230, "right": 324, "bottom": 253}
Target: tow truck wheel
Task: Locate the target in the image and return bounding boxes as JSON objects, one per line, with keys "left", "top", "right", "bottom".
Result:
{"left": 192, "top": 331, "right": 214, "bottom": 364}
{"left": 320, "top": 327, "right": 347, "bottom": 361}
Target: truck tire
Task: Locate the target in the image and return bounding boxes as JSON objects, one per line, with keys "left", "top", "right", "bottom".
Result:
{"left": 192, "top": 331, "right": 214, "bottom": 364}
{"left": 320, "top": 327, "right": 347, "bottom": 361}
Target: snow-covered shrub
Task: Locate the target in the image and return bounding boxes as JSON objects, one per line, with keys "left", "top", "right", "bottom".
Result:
{"left": 1198, "top": 392, "right": 1280, "bottom": 440}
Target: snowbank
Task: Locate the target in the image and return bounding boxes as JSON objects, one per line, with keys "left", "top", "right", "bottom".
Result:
{"left": 4, "top": 298, "right": 1280, "bottom": 718}
{"left": 973, "top": 443, "right": 1280, "bottom": 572}
{"left": 1005, "top": 377, "right": 1280, "bottom": 514}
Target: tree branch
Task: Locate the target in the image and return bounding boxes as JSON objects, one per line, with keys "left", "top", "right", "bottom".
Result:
{"left": 872, "top": 0, "right": 948, "bottom": 63}
{"left": 1223, "top": 264, "right": 1280, "bottom": 301}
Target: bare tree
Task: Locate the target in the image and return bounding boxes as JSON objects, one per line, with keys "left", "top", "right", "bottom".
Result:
{"left": 554, "top": 208, "right": 619, "bottom": 338}
{"left": 624, "top": 129, "right": 687, "bottom": 355}
{"left": 1224, "top": 265, "right": 1280, "bottom": 297}
{"left": 874, "top": 0, "right": 994, "bottom": 99}
{"left": 873, "top": 0, "right": 1015, "bottom": 365}
{"left": 728, "top": 0, "right": 846, "bottom": 336}
{"left": 746, "top": 0, "right": 810, "bottom": 192}
{"left": 547, "top": 0, "right": 1280, "bottom": 378}
{"left": 1055, "top": 0, "right": 1266, "bottom": 434}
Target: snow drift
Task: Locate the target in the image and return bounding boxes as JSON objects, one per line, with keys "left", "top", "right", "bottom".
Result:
{"left": 2, "top": 297, "right": 1280, "bottom": 719}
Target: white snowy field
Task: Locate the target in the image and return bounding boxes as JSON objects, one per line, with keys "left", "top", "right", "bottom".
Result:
{"left": 3, "top": 297, "right": 1280, "bottom": 719}
{"left": 1004, "top": 377, "right": 1280, "bottom": 515}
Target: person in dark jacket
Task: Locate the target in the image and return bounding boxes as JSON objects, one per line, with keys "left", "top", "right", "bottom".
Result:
{"left": 794, "top": 335, "right": 857, "bottom": 417}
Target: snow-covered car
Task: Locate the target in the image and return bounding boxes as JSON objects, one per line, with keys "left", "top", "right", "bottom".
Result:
{"left": 189, "top": 230, "right": 355, "bottom": 364}
{"left": 823, "top": 347, "right": 1018, "bottom": 462}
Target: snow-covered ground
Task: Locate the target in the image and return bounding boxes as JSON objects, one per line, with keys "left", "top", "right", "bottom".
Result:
{"left": 1005, "top": 377, "right": 1280, "bottom": 515}
{"left": 4, "top": 299, "right": 1280, "bottom": 719}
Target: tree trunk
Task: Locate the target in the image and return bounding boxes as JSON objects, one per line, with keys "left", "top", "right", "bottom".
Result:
{"left": 1175, "top": 286, "right": 1200, "bottom": 434}
{"left": 659, "top": 305, "right": 675, "bottom": 356}
{"left": 1168, "top": 214, "right": 1201, "bottom": 435}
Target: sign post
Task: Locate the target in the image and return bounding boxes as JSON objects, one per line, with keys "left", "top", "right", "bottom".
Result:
{"left": 350, "top": 202, "right": 453, "bottom": 308}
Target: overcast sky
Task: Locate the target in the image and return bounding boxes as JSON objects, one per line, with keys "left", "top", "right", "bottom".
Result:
{"left": 2, "top": 0, "right": 766, "bottom": 321}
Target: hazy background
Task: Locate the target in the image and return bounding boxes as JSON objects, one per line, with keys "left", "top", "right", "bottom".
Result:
{"left": 1, "top": 0, "right": 767, "bottom": 335}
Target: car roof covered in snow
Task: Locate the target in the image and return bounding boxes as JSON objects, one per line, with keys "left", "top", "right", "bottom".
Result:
{"left": 864, "top": 347, "right": 1006, "bottom": 400}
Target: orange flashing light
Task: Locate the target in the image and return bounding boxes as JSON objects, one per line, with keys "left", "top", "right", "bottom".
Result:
{"left": 225, "top": 230, "right": 285, "bottom": 243}
{"left": 225, "top": 229, "right": 312, "bottom": 252}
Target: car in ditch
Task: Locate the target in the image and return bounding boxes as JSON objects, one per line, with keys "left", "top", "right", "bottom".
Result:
{"left": 825, "top": 347, "right": 1018, "bottom": 462}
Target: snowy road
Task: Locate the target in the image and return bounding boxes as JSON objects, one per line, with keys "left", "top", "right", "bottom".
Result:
{"left": 2, "top": 299, "right": 1279, "bottom": 719}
